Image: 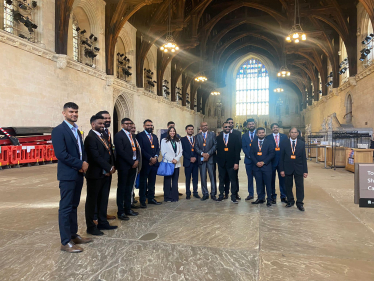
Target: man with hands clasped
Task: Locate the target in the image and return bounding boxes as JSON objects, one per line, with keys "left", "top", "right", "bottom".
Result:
{"left": 279, "top": 127, "right": 308, "bottom": 211}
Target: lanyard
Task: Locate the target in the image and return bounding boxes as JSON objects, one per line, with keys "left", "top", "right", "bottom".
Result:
{"left": 202, "top": 131, "right": 207, "bottom": 145}
{"left": 291, "top": 140, "right": 297, "bottom": 155}
{"left": 258, "top": 139, "right": 263, "bottom": 152}
{"left": 147, "top": 133, "right": 153, "bottom": 145}
{"left": 249, "top": 131, "right": 254, "bottom": 142}
{"left": 273, "top": 134, "right": 279, "bottom": 148}
{"left": 129, "top": 133, "right": 135, "bottom": 148}
{"left": 188, "top": 136, "right": 195, "bottom": 147}
{"left": 99, "top": 136, "right": 111, "bottom": 155}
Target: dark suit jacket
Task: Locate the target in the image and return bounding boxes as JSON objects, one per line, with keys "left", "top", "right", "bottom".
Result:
{"left": 84, "top": 130, "right": 113, "bottom": 179}
{"left": 242, "top": 130, "right": 256, "bottom": 165}
{"left": 250, "top": 137, "right": 275, "bottom": 172}
{"left": 195, "top": 131, "right": 217, "bottom": 164}
{"left": 136, "top": 131, "right": 160, "bottom": 170}
{"left": 265, "top": 133, "right": 287, "bottom": 167}
{"left": 114, "top": 130, "right": 141, "bottom": 171}
{"left": 181, "top": 136, "right": 197, "bottom": 167}
{"left": 52, "top": 121, "right": 86, "bottom": 181}
{"left": 216, "top": 132, "right": 241, "bottom": 168}
{"left": 279, "top": 138, "right": 308, "bottom": 175}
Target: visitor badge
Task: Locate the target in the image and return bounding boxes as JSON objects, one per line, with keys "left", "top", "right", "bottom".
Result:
{"left": 203, "top": 143, "right": 206, "bottom": 146}
{"left": 291, "top": 155, "right": 296, "bottom": 159}
{"left": 224, "top": 148, "right": 229, "bottom": 151}
{"left": 191, "top": 148, "right": 194, "bottom": 151}
{"left": 257, "top": 152, "right": 262, "bottom": 156}
{"left": 250, "top": 143, "right": 251, "bottom": 146}
{"left": 151, "top": 145, "right": 155, "bottom": 148}
{"left": 275, "top": 148, "right": 280, "bottom": 151}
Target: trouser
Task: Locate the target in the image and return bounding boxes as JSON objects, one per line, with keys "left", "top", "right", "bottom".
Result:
{"left": 85, "top": 176, "right": 111, "bottom": 231}
{"left": 139, "top": 165, "right": 157, "bottom": 204}
{"left": 245, "top": 163, "right": 254, "bottom": 197}
{"left": 271, "top": 164, "right": 286, "bottom": 199}
{"left": 164, "top": 168, "right": 180, "bottom": 201}
{"left": 184, "top": 162, "right": 198, "bottom": 195}
{"left": 58, "top": 174, "right": 84, "bottom": 245}
{"left": 224, "top": 169, "right": 240, "bottom": 196}
{"left": 253, "top": 168, "right": 272, "bottom": 202}
{"left": 199, "top": 162, "right": 217, "bottom": 196}
{"left": 117, "top": 167, "right": 137, "bottom": 215}
{"left": 93, "top": 175, "right": 112, "bottom": 220}
{"left": 131, "top": 168, "right": 139, "bottom": 204}
{"left": 285, "top": 173, "right": 304, "bottom": 206}
{"left": 218, "top": 164, "right": 238, "bottom": 201}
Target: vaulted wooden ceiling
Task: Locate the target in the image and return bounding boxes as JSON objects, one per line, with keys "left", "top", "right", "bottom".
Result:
{"left": 56, "top": 0, "right": 374, "bottom": 110}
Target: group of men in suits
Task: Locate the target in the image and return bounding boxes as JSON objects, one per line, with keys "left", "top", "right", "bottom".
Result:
{"left": 52, "top": 102, "right": 308, "bottom": 253}
{"left": 52, "top": 103, "right": 164, "bottom": 253}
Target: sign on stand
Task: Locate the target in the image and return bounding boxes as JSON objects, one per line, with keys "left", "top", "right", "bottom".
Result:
{"left": 355, "top": 163, "right": 374, "bottom": 207}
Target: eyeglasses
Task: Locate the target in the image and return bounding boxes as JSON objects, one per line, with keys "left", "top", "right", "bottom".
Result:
{"left": 224, "top": 126, "right": 231, "bottom": 128}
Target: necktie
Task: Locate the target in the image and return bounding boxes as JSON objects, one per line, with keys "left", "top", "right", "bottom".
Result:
{"left": 190, "top": 137, "right": 193, "bottom": 143}
{"left": 260, "top": 140, "right": 263, "bottom": 146}
{"left": 225, "top": 134, "right": 228, "bottom": 143}
{"left": 292, "top": 140, "right": 295, "bottom": 150}
{"left": 251, "top": 132, "right": 254, "bottom": 140}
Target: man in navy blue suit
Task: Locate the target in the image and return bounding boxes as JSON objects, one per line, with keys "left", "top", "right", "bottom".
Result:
{"left": 181, "top": 124, "right": 200, "bottom": 199}
{"left": 250, "top": 127, "right": 275, "bottom": 207}
{"left": 265, "top": 123, "right": 288, "bottom": 204}
{"left": 242, "top": 118, "right": 256, "bottom": 201}
{"left": 136, "top": 119, "right": 162, "bottom": 208}
{"left": 52, "top": 102, "right": 92, "bottom": 253}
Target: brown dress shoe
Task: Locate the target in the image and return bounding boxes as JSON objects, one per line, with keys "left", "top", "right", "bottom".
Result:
{"left": 72, "top": 235, "right": 93, "bottom": 244}
{"left": 61, "top": 241, "right": 83, "bottom": 253}
{"left": 107, "top": 215, "right": 116, "bottom": 220}
{"left": 93, "top": 220, "right": 98, "bottom": 225}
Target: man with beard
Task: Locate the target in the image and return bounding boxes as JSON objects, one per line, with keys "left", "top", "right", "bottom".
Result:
{"left": 242, "top": 119, "right": 257, "bottom": 201}
{"left": 84, "top": 115, "right": 118, "bottom": 235}
{"left": 224, "top": 118, "right": 242, "bottom": 200}
{"left": 96, "top": 111, "right": 116, "bottom": 220}
{"left": 52, "top": 102, "right": 92, "bottom": 253}
{"left": 136, "top": 119, "right": 162, "bottom": 208}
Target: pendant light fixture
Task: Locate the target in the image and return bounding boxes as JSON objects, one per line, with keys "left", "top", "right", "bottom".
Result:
{"left": 195, "top": 56, "right": 208, "bottom": 82}
{"left": 277, "top": 44, "right": 291, "bottom": 77}
{"left": 286, "top": 0, "right": 306, "bottom": 43}
{"left": 274, "top": 78, "right": 284, "bottom": 92}
{"left": 160, "top": 0, "right": 179, "bottom": 53}
{"left": 211, "top": 91, "right": 220, "bottom": 96}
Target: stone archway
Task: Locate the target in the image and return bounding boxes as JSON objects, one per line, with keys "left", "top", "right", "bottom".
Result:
{"left": 113, "top": 90, "right": 133, "bottom": 133}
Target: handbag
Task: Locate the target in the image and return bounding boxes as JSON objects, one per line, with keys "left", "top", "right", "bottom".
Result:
{"left": 157, "top": 153, "right": 175, "bottom": 176}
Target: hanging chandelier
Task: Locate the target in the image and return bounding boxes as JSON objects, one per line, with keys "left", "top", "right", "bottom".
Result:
{"left": 286, "top": 0, "right": 306, "bottom": 43}
{"left": 195, "top": 74, "right": 208, "bottom": 82}
{"left": 160, "top": 0, "right": 179, "bottom": 53}
{"left": 277, "top": 66, "right": 291, "bottom": 77}
{"left": 211, "top": 91, "right": 220, "bottom": 95}
{"left": 274, "top": 87, "right": 284, "bottom": 93}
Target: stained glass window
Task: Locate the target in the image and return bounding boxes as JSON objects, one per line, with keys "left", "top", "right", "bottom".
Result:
{"left": 236, "top": 59, "right": 269, "bottom": 116}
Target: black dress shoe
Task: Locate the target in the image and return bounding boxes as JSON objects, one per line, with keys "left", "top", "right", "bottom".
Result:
{"left": 148, "top": 199, "right": 162, "bottom": 205}
{"left": 193, "top": 194, "right": 201, "bottom": 199}
{"left": 297, "top": 205, "right": 305, "bottom": 211}
{"left": 87, "top": 228, "right": 104, "bottom": 236}
{"left": 125, "top": 210, "right": 139, "bottom": 216}
{"left": 223, "top": 194, "right": 229, "bottom": 200}
{"left": 281, "top": 198, "right": 288, "bottom": 203}
{"left": 252, "top": 199, "right": 265, "bottom": 204}
{"left": 118, "top": 213, "right": 130, "bottom": 220}
{"left": 131, "top": 204, "right": 139, "bottom": 209}
{"left": 245, "top": 196, "right": 254, "bottom": 201}
{"left": 231, "top": 199, "right": 239, "bottom": 204}
{"left": 271, "top": 199, "right": 276, "bottom": 204}
{"left": 97, "top": 224, "right": 118, "bottom": 230}
{"left": 186, "top": 194, "right": 191, "bottom": 200}
{"left": 133, "top": 199, "right": 138, "bottom": 204}
{"left": 211, "top": 196, "right": 217, "bottom": 201}
{"left": 178, "top": 192, "right": 183, "bottom": 196}
{"left": 140, "top": 203, "right": 147, "bottom": 208}
{"left": 266, "top": 202, "right": 272, "bottom": 207}
{"left": 217, "top": 196, "right": 224, "bottom": 202}
{"left": 236, "top": 195, "right": 241, "bottom": 200}
{"left": 285, "top": 203, "right": 294, "bottom": 208}
{"left": 201, "top": 195, "right": 209, "bottom": 201}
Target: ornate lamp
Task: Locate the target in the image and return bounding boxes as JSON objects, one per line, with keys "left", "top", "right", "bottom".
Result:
{"left": 286, "top": 0, "right": 306, "bottom": 44}
{"left": 211, "top": 91, "right": 220, "bottom": 95}
{"left": 160, "top": 0, "right": 179, "bottom": 53}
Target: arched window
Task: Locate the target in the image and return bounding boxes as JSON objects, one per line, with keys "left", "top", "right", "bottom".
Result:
{"left": 3, "top": 0, "right": 14, "bottom": 33}
{"left": 345, "top": 94, "right": 352, "bottom": 123}
{"left": 72, "top": 17, "right": 79, "bottom": 62}
{"left": 366, "top": 20, "right": 373, "bottom": 66}
{"left": 236, "top": 59, "right": 269, "bottom": 116}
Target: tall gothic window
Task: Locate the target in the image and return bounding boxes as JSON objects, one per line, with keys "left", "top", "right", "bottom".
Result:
{"left": 3, "top": 0, "right": 13, "bottom": 33}
{"left": 236, "top": 59, "right": 269, "bottom": 116}
{"left": 72, "top": 16, "right": 79, "bottom": 62}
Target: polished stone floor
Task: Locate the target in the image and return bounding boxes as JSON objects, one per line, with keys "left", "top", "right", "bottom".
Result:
{"left": 1, "top": 159, "right": 374, "bottom": 281}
